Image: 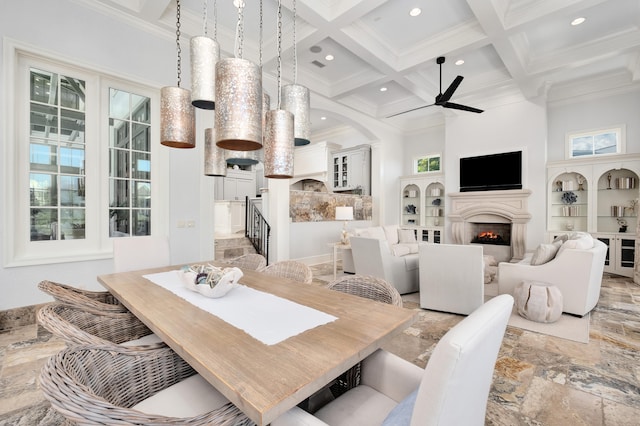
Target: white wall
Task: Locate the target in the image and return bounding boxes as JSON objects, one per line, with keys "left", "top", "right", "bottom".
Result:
{"left": 444, "top": 100, "right": 547, "bottom": 249}
{"left": 547, "top": 90, "right": 640, "bottom": 162}
{"left": 0, "top": 0, "right": 208, "bottom": 309}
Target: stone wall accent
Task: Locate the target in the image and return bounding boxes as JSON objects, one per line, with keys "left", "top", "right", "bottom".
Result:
{"left": 290, "top": 190, "right": 372, "bottom": 222}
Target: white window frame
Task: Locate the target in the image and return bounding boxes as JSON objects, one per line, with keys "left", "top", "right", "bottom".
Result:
{"left": 3, "top": 40, "right": 168, "bottom": 267}
{"left": 413, "top": 153, "right": 442, "bottom": 174}
{"left": 565, "top": 125, "right": 626, "bottom": 159}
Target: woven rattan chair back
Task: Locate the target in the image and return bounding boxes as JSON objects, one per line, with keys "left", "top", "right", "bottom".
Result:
{"left": 325, "top": 274, "right": 403, "bottom": 398}
{"left": 223, "top": 254, "right": 267, "bottom": 271}
{"left": 38, "top": 280, "right": 127, "bottom": 314}
{"left": 39, "top": 344, "right": 253, "bottom": 425}
{"left": 326, "top": 275, "right": 403, "bottom": 307}
{"left": 37, "top": 303, "right": 164, "bottom": 349}
{"left": 262, "top": 260, "right": 313, "bottom": 284}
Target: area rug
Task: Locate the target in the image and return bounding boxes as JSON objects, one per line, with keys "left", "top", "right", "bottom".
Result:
{"left": 507, "top": 307, "right": 590, "bottom": 344}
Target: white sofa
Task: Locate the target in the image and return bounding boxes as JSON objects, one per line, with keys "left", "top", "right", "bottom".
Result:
{"left": 350, "top": 233, "right": 419, "bottom": 294}
{"left": 498, "top": 233, "right": 607, "bottom": 316}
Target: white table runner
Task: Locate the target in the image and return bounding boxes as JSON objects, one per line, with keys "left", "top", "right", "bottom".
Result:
{"left": 143, "top": 270, "right": 337, "bottom": 345}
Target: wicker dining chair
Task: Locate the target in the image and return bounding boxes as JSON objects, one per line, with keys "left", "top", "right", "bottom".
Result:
{"left": 39, "top": 344, "right": 254, "bottom": 426}
{"left": 326, "top": 274, "right": 403, "bottom": 307}
{"left": 262, "top": 260, "right": 313, "bottom": 284}
{"left": 325, "top": 274, "right": 403, "bottom": 399}
{"left": 222, "top": 253, "right": 267, "bottom": 271}
{"left": 37, "top": 280, "right": 128, "bottom": 314}
{"left": 37, "top": 303, "right": 165, "bottom": 349}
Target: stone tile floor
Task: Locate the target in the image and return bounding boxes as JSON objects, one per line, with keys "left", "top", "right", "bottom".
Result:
{"left": 1, "top": 264, "right": 639, "bottom": 425}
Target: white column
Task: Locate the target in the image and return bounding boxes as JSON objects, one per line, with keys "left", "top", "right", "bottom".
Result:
{"left": 267, "top": 178, "right": 290, "bottom": 262}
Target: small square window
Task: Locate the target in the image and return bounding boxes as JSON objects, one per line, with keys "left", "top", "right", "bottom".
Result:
{"left": 414, "top": 154, "right": 441, "bottom": 174}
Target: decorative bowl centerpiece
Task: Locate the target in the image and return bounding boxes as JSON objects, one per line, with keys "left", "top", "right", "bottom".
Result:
{"left": 179, "top": 264, "right": 243, "bottom": 298}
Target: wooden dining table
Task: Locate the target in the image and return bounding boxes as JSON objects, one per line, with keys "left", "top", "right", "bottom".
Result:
{"left": 98, "top": 263, "right": 416, "bottom": 425}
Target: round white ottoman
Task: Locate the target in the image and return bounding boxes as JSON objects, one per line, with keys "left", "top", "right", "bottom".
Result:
{"left": 514, "top": 281, "right": 563, "bottom": 323}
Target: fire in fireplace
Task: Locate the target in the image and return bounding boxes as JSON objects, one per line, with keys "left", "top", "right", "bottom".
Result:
{"left": 470, "top": 223, "right": 511, "bottom": 246}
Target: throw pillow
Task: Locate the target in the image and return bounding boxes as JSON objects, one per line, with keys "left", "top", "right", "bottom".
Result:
{"left": 384, "top": 225, "right": 399, "bottom": 245}
{"left": 557, "top": 232, "right": 594, "bottom": 258}
{"left": 530, "top": 243, "right": 559, "bottom": 266}
{"left": 552, "top": 234, "right": 569, "bottom": 244}
{"left": 382, "top": 388, "right": 418, "bottom": 426}
{"left": 398, "top": 229, "right": 417, "bottom": 244}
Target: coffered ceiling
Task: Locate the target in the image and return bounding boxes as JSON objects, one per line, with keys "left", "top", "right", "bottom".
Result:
{"left": 82, "top": 0, "right": 640, "bottom": 134}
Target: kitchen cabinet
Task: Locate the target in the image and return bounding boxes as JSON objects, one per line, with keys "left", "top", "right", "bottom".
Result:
{"left": 331, "top": 145, "right": 371, "bottom": 195}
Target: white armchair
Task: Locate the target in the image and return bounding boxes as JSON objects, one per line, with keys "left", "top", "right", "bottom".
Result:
{"left": 419, "top": 243, "right": 485, "bottom": 315}
{"left": 498, "top": 238, "right": 607, "bottom": 316}
{"left": 349, "top": 236, "right": 419, "bottom": 294}
{"left": 273, "top": 294, "right": 514, "bottom": 426}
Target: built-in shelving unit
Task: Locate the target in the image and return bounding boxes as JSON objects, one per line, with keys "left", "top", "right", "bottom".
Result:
{"left": 547, "top": 154, "right": 640, "bottom": 277}
{"left": 400, "top": 174, "right": 445, "bottom": 243}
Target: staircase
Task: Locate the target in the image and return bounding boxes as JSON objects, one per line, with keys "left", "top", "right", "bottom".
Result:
{"left": 214, "top": 233, "right": 258, "bottom": 260}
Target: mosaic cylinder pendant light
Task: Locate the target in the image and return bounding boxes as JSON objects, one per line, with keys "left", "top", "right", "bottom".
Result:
{"left": 204, "top": 128, "right": 227, "bottom": 176}
{"left": 215, "top": 58, "right": 263, "bottom": 151}
{"left": 190, "top": 35, "right": 219, "bottom": 110}
{"left": 226, "top": 150, "right": 259, "bottom": 166}
{"left": 226, "top": 90, "right": 270, "bottom": 166}
{"left": 264, "top": 109, "right": 294, "bottom": 178}
{"left": 281, "top": 84, "right": 311, "bottom": 146}
{"left": 160, "top": 86, "right": 195, "bottom": 148}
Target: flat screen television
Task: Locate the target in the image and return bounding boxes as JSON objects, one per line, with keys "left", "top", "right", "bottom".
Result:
{"left": 459, "top": 151, "right": 522, "bottom": 192}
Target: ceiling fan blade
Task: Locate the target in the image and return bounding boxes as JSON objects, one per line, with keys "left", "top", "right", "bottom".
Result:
{"left": 436, "top": 75, "right": 464, "bottom": 104}
{"left": 442, "top": 101, "right": 484, "bottom": 113}
{"left": 386, "top": 103, "right": 436, "bottom": 118}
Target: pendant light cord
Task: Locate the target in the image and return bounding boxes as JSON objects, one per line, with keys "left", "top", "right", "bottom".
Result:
{"left": 293, "top": 0, "right": 297, "bottom": 84}
{"left": 213, "top": 0, "right": 217, "bottom": 40}
{"left": 202, "top": 0, "right": 208, "bottom": 35}
{"left": 259, "top": 0, "right": 263, "bottom": 67}
{"left": 277, "top": 0, "right": 283, "bottom": 108}
{"left": 176, "top": 0, "right": 182, "bottom": 87}
{"left": 235, "top": 1, "right": 244, "bottom": 59}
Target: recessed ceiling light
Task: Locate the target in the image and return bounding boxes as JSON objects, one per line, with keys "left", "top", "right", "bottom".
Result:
{"left": 455, "top": 59, "right": 465, "bottom": 66}
{"left": 409, "top": 8, "right": 421, "bottom": 17}
{"left": 379, "top": 87, "right": 387, "bottom": 92}
{"left": 325, "top": 54, "right": 334, "bottom": 61}
{"left": 320, "top": 116, "right": 327, "bottom": 120}
{"left": 571, "top": 17, "right": 586, "bottom": 26}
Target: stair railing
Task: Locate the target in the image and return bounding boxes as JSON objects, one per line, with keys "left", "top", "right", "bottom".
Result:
{"left": 245, "top": 196, "right": 270, "bottom": 264}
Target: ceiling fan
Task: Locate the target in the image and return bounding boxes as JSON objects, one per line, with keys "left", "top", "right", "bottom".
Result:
{"left": 387, "top": 56, "right": 483, "bottom": 118}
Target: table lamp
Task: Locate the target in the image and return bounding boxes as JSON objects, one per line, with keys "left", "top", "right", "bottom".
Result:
{"left": 335, "top": 206, "right": 354, "bottom": 244}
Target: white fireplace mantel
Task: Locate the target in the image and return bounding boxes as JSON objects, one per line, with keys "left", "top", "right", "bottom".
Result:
{"left": 448, "top": 189, "right": 532, "bottom": 260}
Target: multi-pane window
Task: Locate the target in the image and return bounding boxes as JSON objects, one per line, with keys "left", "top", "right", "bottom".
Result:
{"left": 5, "top": 43, "right": 165, "bottom": 267}
{"left": 108, "top": 89, "right": 152, "bottom": 237}
{"left": 414, "top": 154, "right": 441, "bottom": 173}
{"left": 29, "top": 68, "right": 86, "bottom": 241}
{"left": 567, "top": 127, "right": 624, "bottom": 158}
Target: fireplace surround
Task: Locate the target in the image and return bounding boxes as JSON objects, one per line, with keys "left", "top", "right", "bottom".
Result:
{"left": 449, "top": 189, "right": 532, "bottom": 261}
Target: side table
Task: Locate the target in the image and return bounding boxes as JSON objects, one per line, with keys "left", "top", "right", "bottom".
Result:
{"left": 329, "top": 242, "right": 351, "bottom": 280}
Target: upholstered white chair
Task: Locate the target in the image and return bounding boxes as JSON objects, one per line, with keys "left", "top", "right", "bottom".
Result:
{"left": 419, "top": 243, "right": 485, "bottom": 315}
{"left": 349, "top": 236, "right": 419, "bottom": 294}
{"left": 498, "top": 237, "right": 607, "bottom": 316}
{"left": 273, "top": 294, "right": 514, "bottom": 426}
{"left": 112, "top": 236, "right": 171, "bottom": 272}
